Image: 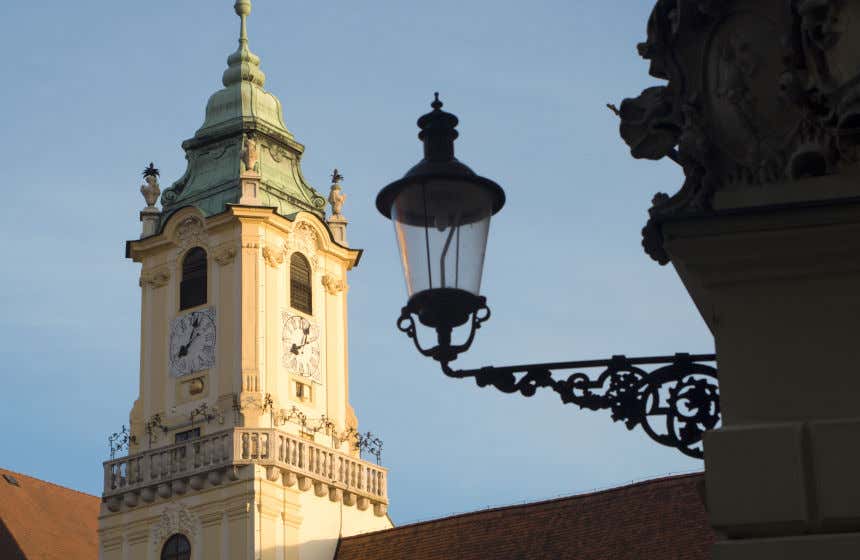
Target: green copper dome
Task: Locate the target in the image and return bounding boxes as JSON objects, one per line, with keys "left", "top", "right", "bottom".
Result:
{"left": 160, "top": 0, "right": 326, "bottom": 222}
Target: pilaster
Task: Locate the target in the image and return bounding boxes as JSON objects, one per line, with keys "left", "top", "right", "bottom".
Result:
{"left": 665, "top": 202, "right": 860, "bottom": 553}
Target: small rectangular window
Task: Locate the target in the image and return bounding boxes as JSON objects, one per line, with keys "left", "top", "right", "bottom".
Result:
{"left": 290, "top": 253, "right": 312, "bottom": 314}
{"left": 180, "top": 247, "right": 208, "bottom": 310}
{"left": 295, "top": 381, "right": 312, "bottom": 402}
{"left": 175, "top": 428, "right": 201, "bottom": 443}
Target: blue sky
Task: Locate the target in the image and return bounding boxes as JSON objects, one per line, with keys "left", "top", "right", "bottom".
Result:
{"left": 0, "top": 1, "right": 712, "bottom": 524}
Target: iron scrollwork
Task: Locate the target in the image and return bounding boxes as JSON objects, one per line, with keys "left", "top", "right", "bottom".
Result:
{"left": 397, "top": 298, "right": 719, "bottom": 459}
{"left": 108, "top": 425, "right": 133, "bottom": 459}
{"left": 441, "top": 354, "right": 718, "bottom": 459}
{"left": 397, "top": 300, "right": 490, "bottom": 363}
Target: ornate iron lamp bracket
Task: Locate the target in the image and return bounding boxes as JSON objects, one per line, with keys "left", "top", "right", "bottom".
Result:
{"left": 443, "top": 353, "right": 718, "bottom": 459}
{"left": 398, "top": 302, "right": 718, "bottom": 459}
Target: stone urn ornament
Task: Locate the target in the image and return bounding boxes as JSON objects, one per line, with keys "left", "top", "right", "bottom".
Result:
{"left": 140, "top": 162, "right": 161, "bottom": 209}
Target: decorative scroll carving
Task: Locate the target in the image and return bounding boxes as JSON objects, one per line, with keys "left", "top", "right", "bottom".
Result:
{"left": 213, "top": 244, "right": 237, "bottom": 266}
{"left": 263, "top": 143, "right": 291, "bottom": 163}
{"left": 151, "top": 504, "right": 199, "bottom": 548}
{"left": 290, "top": 222, "right": 319, "bottom": 269}
{"left": 322, "top": 274, "right": 347, "bottom": 295}
{"left": 140, "top": 267, "right": 170, "bottom": 288}
{"left": 620, "top": 0, "right": 860, "bottom": 264}
{"left": 174, "top": 215, "right": 205, "bottom": 248}
{"left": 262, "top": 244, "right": 286, "bottom": 268}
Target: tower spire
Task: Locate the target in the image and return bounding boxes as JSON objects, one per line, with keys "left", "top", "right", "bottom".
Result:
{"left": 222, "top": 0, "right": 265, "bottom": 87}
{"left": 237, "top": 0, "right": 249, "bottom": 45}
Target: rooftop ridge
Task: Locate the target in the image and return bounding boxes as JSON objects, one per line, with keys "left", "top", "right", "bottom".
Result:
{"left": 0, "top": 467, "right": 98, "bottom": 500}
{"left": 341, "top": 471, "right": 704, "bottom": 538}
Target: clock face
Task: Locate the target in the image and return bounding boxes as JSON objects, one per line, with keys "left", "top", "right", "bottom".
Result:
{"left": 281, "top": 312, "right": 321, "bottom": 382}
{"left": 169, "top": 307, "right": 216, "bottom": 377}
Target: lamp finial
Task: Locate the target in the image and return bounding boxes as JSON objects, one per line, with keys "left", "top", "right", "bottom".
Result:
{"left": 432, "top": 92, "right": 443, "bottom": 110}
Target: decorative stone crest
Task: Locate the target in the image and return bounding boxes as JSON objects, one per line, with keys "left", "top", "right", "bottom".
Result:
{"left": 322, "top": 274, "right": 347, "bottom": 295}
{"left": 290, "top": 222, "right": 320, "bottom": 269}
{"left": 262, "top": 244, "right": 286, "bottom": 268}
{"left": 140, "top": 267, "right": 170, "bottom": 288}
{"left": 213, "top": 244, "right": 238, "bottom": 266}
{"left": 150, "top": 504, "right": 199, "bottom": 548}
{"left": 619, "top": 0, "right": 860, "bottom": 264}
{"left": 174, "top": 215, "right": 205, "bottom": 248}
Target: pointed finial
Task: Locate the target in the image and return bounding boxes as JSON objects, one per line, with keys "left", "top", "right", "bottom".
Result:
{"left": 235, "top": 1, "right": 251, "bottom": 44}
{"left": 223, "top": 0, "right": 265, "bottom": 87}
{"left": 417, "top": 93, "right": 459, "bottom": 161}
{"left": 431, "top": 92, "right": 443, "bottom": 111}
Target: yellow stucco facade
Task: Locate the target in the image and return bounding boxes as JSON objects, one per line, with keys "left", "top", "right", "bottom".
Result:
{"left": 98, "top": 204, "right": 392, "bottom": 560}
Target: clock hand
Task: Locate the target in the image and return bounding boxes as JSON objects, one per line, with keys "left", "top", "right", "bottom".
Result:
{"left": 178, "top": 320, "right": 200, "bottom": 358}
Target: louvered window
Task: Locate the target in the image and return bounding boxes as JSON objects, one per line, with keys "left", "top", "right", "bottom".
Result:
{"left": 161, "top": 534, "right": 190, "bottom": 560}
{"left": 180, "top": 247, "right": 207, "bottom": 310}
{"left": 290, "top": 253, "right": 312, "bottom": 314}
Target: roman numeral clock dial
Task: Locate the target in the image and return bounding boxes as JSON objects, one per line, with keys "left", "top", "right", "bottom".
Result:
{"left": 282, "top": 313, "right": 321, "bottom": 383}
{"left": 169, "top": 307, "right": 216, "bottom": 377}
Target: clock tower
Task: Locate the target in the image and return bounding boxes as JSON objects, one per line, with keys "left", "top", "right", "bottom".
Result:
{"left": 98, "top": 3, "right": 391, "bottom": 559}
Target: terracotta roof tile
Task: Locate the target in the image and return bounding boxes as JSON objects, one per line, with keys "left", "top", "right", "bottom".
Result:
{"left": 0, "top": 468, "right": 99, "bottom": 560}
{"left": 335, "top": 473, "right": 714, "bottom": 560}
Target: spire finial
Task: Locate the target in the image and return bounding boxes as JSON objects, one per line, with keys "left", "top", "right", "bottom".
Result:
{"left": 235, "top": 1, "right": 251, "bottom": 45}
{"left": 222, "top": 0, "right": 266, "bottom": 87}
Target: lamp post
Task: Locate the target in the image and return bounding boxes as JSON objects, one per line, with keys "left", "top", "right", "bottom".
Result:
{"left": 376, "top": 94, "right": 719, "bottom": 459}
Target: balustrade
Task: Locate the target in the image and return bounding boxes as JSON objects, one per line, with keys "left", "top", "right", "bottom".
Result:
{"left": 104, "top": 430, "right": 232, "bottom": 495}
{"left": 234, "top": 428, "right": 387, "bottom": 500}
{"left": 104, "top": 428, "right": 387, "bottom": 504}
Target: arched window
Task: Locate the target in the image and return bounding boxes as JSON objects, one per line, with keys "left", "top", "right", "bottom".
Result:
{"left": 161, "top": 534, "right": 190, "bottom": 560}
{"left": 180, "top": 247, "right": 207, "bottom": 310}
{"left": 290, "top": 253, "right": 312, "bottom": 314}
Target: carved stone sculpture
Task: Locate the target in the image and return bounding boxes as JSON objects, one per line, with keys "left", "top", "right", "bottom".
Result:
{"left": 241, "top": 134, "right": 259, "bottom": 174}
{"left": 328, "top": 169, "right": 347, "bottom": 218}
{"left": 174, "top": 215, "right": 205, "bottom": 248}
{"left": 618, "top": 0, "right": 860, "bottom": 264}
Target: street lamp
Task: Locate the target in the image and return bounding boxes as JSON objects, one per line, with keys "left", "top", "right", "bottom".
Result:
{"left": 376, "top": 93, "right": 505, "bottom": 363}
{"left": 376, "top": 95, "right": 719, "bottom": 459}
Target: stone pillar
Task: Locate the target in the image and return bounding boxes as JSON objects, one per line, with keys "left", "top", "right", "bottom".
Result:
{"left": 239, "top": 170, "right": 262, "bottom": 206}
{"left": 619, "top": 2, "right": 860, "bottom": 557}
{"left": 140, "top": 207, "right": 161, "bottom": 238}
{"left": 327, "top": 215, "right": 348, "bottom": 245}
